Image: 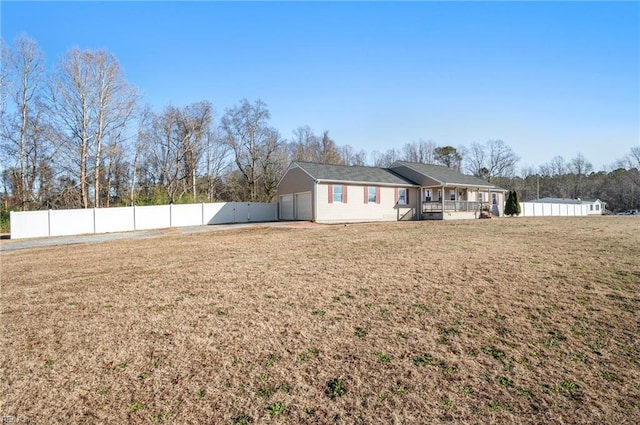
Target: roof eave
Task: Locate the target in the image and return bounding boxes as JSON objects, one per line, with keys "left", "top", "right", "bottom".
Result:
{"left": 316, "top": 178, "right": 417, "bottom": 187}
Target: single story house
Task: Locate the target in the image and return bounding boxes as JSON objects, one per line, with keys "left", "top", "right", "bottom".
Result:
{"left": 276, "top": 161, "right": 507, "bottom": 223}
{"left": 534, "top": 198, "right": 606, "bottom": 215}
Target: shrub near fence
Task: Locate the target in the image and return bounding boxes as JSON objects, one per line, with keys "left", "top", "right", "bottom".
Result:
{"left": 10, "top": 202, "right": 277, "bottom": 240}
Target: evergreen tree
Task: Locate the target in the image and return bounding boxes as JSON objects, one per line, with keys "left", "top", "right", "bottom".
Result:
{"left": 504, "top": 190, "right": 521, "bottom": 216}
{"left": 505, "top": 190, "right": 515, "bottom": 216}
{"left": 513, "top": 190, "right": 522, "bottom": 215}
{"left": 504, "top": 190, "right": 513, "bottom": 216}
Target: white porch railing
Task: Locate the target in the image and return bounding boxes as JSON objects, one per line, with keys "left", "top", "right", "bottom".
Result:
{"left": 422, "top": 201, "right": 483, "bottom": 213}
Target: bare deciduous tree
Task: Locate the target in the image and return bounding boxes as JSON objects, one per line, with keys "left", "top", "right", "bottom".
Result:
{"left": 50, "top": 48, "right": 137, "bottom": 208}
{"left": 91, "top": 51, "right": 138, "bottom": 207}
{"left": 339, "top": 144, "right": 367, "bottom": 166}
{"left": 146, "top": 106, "right": 183, "bottom": 202}
{"left": 1, "top": 35, "right": 51, "bottom": 210}
{"left": 288, "top": 127, "right": 342, "bottom": 165}
{"left": 466, "top": 140, "right": 519, "bottom": 181}
{"left": 319, "top": 131, "right": 342, "bottom": 164}
{"left": 402, "top": 139, "right": 436, "bottom": 164}
{"left": 289, "top": 125, "right": 319, "bottom": 162}
{"left": 466, "top": 142, "right": 487, "bottom": 178}
{"left": 221, "top": 99, "right": 282, "bottom": 201}
{"left": 370, "top": 148, "right": 400, "bottom": 167}
{"left": 569, "top": 153, "right": 593, "bottom": 198}
{"left": 0, "top": 38, "right": 9, "bottom": 123}
{"left": 617, "top": 146, "right": 640, "bottom": 188}
{"left": 50, "top": 48, "right": 94, "bottom": 208}
{"left": 203, "top": 127, "right": 229, "bottom": 202}
{"left": 180, "top": 101, "right": 213, "bottom": 199}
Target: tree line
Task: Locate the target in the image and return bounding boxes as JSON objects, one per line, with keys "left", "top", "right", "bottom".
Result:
{"left": 1, "top": 36, "right": 639, "bottom": 226}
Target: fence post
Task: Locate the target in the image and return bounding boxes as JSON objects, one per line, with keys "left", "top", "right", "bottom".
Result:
{"left": 170, "top": 203, "right": 173, "bottom": 227}
{"left": 247, "top": 203, "right": 251, "bottom": 222}
{"left": 48, "top": 209, "right": 51, "bottom": 236}
{"left": 202, "top": 202, "right": 205, "bottom": 225}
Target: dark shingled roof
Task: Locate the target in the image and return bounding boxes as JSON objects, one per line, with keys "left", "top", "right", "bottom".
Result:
{"left": 392, "top": 161, "right": 499, "bottom": 187}
{"left": 293, "top": 162, "right": 416, "bottom": 186}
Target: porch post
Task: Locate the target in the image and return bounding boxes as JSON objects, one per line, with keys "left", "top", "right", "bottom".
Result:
{"left": 487, "top": 189, "right": 491, "bottom": 214}
{"left": 454, "top": 186, "right": 458, "bottom": 211}
{"left": 441, "top": 185, "right": 445, "bottom": 215}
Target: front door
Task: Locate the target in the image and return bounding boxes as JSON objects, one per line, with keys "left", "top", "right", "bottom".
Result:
{"left": 491, "top": 193, "right": 500, "bottom": 216}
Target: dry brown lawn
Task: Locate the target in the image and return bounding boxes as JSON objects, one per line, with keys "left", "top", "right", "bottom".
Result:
{"left": 1, "top": 217, "right": 639, "bottom": 424}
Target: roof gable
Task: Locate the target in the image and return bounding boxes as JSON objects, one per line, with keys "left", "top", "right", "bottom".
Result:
{"left": 292, "top": 162, "right": 416, "bottom": 186}
{"left": 391, "top": 161, "right": 498, "bottom": 188}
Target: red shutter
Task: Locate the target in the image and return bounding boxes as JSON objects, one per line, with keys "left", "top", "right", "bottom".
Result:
{"left": 328, "top": 185, "right": 333, "bottom": 204}
{"left": 394, "top": 187, "right": 399, "bottom": 204}
{"left": 406, "top": 189, "right": 410, "bottom": 204}
{"left": 364, "top": 186, "right": 368, "bottom": 204}
{"left": 343, "top": 185, "right": 348, "bottom": 203}
{"left": 376, "top": 187, "right": 381, "bottom": 204}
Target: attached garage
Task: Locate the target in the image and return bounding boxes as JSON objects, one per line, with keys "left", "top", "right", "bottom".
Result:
{"left": 279, "top": 194, "right": 294, "bottom": 220}
{"left": 276, "top": 163, "right": 316, "bottom": 221}
{"left": 295, "top": 192, "right": 312, "bottom": 221}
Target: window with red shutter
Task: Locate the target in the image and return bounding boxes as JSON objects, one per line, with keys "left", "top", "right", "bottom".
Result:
{"left": 331, "top": 185, "right": 344, "bottom": 203}
{"left": 367, "top": 187, "right": 377, "bottom": 203}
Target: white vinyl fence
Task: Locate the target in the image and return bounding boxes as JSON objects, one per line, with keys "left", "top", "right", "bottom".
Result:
{"left": 10, "top": 202, "right": 277, "bottom": 239}
{"left": 519, "top": 202, "right": 588, "bottom": 217}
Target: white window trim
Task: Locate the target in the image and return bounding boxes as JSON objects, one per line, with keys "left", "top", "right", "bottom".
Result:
{"left": 398, "top": 188, "right": 408, "bottom": 205}
{"left": 333, "top": 185, "right": 343, "bottom": 203}
{"left": 368, "top": 186, "right": 377, "bottom": 203}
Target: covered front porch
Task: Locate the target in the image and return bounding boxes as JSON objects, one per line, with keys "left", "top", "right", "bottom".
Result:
{"left": 419, "top": 186, "right": 501, "bottom": 220}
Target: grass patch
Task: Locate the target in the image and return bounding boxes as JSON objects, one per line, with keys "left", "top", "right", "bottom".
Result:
{"left": 497, "top": 376, "right": 514, "bottom": 388}
{"left": 482, "top": 346, "right": 506, "bottom": 362}
{"left": 298, "top": 347, "right": 319, "bottom": 362}
{"left": 129, "top": 402, "right": 145, "bottom": 413}
{"left": 326, "top": 378, "right": 347, "bottom": 399}
{"left": 354, "top": 327, "right": 368, "bottom": 338}
{"left": 412, "top": 354, "right": 435, "bottom": 366}
{"left": 2, "top": 218, "right": 638, "bottom": 423}
{"left": 488, "top": 401, "right": 511, "bottom": 411}
{"left": 375, "top": 352, "right": 392, "bottom": 364}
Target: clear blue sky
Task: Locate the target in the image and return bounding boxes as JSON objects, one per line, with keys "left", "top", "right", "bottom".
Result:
{"left": 2, "top": 1, "right": 639, "bottom": 171}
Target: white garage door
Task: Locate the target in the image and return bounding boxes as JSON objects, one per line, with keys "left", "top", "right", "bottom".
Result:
{"left": 279, "top": 194, "right": 294, "bottom": 220}
{"left": 295, "top": 192, "right": 312, "bottom": 221}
